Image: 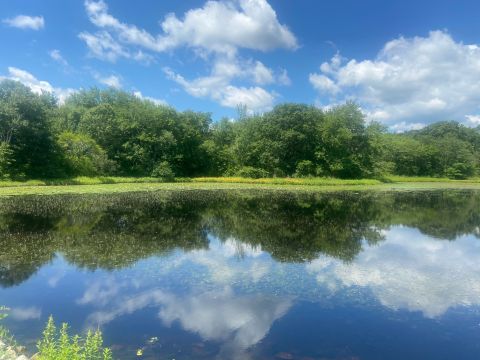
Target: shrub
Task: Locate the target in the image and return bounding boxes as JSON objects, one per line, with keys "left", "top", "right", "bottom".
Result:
{"left": 295, "top": 160, "right": 315, "bottom": 177}
{"left": 37, "top": 316, "right": 113, "bottom": 360}
{"left": 151, "top": 161, "right": 175, "bottom": 181}
{"left": 236, "top": 166, "right": 270, "bottom": 179}
{"left": 446, "top": 163, "right": 474, "bottom": 179}
{"left": 57, "top": 132, "right": 117, "bottom": 176}
{"left": 272, "top": 168, "right": 286, "bottom": 178}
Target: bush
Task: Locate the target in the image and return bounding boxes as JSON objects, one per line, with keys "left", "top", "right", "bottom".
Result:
{"left": 445, "top": 163, "right": 474, "bottom": 179}
{"left": 235, "top": 166, "right": 270, "bottom": 179}
{"left": 295, "top": 160, "right": 315, "bottom": 177}
{"left": 57, "top": 132, "right": 117, "bottom": 176}
{"left": 37, "top": 316, "right": 113, "bottom": 360}
{"left": 151, "top": 161, "right": 175, "bottom": 181}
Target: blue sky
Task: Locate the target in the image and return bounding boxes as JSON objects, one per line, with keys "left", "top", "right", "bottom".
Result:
{"left": 1, "top": 0, "right": 480, "bottom": 130}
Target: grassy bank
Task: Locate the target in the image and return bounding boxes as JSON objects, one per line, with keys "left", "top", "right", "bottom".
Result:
{"left": 2, "top": 175, "right": 480, "bottom": 188}
{"left": 0, "top": 176, "right": 479, "bottom": 196}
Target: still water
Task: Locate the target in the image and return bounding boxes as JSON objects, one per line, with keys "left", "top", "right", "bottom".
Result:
{"left": 1, "top": 190, "right": 480, "bottom": 359}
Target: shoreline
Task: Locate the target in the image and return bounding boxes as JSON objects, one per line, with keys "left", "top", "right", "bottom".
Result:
{"left": 0, "top": 178, "right": 479, "bottom": 196}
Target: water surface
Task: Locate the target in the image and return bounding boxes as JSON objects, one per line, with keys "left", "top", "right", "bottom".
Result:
{"left": 1, "top": 190, "right": 479, "bottom": 359}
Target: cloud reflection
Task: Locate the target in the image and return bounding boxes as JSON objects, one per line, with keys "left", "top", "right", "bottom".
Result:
{"left": 307, "top": 226, "right": 480, "bottom": 317}
{"left": 85, "top": 286, "right": 291, "bottom": 359}
{"left": 78, "top": 238, "right": 290, "bottom": 359}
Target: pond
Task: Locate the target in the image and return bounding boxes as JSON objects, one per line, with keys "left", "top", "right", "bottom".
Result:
{"left": 1, "top": 189, "right": 480, "bottom": 359}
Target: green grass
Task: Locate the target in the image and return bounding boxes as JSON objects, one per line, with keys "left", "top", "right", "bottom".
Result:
{"left": 190, "top": 176, "right": 382, "bottom": 186}
{"left": 0, "top": 176, "right": 168, "bottom": 187}
{"left": 0, "top": 176, "right": 479, "bottom": 197}
{"left": 383, "top": 175, "right": 480, "bottom": 183}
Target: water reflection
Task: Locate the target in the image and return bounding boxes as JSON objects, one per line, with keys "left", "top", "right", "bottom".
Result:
{"left": 1, "top": 190, "right": 480, "bottom": 359}
{"left": 307, "top": 226, "right": 480, "bottom": 318}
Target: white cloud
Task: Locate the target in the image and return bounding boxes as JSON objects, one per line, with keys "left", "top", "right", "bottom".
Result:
{"left": 164, "top": 56, "right": 278, "bottom": 112}
{"left": 49, "top": 49, "right": 69, "bottom": 67}
{"left": 221, "top": 85, "right": 275, "bottom": 112}
{"left": 278, "top": 69, "right": 291, "bottom": 86}
{"left": 94, "top": 73, "right": 122, "bottom": 88}
{"left": 79, "top": 30, "right": 155, "bottom": 64}
{"left": 3, "top": 15, "right": 44, "bottom": 30}
{"left": 5, "top": 67, "right": 54, "bottom": 93}
{"left": 79, "top": 31, "right": 130, "bottom": 62}
{"left": 165, "top": 66, "right": 275, "bottom": 113}
{"left": 82, "top": 0, "right": 294, "bottom": 110}
{"left": 309, "top": 73, "right": 340, "bottom": 95}
{"left": 307, "top": 226, "right": 480, "bottom": 318}
{"left": 466, "top": 114, "right": 480, "bottom": 126}
{"left": 310, "top": 31, "right": 480, "bottom": 128}
{"left": 84, "top": 0, "right": 297, "bottom": 56}
{"left": 1, "top": 67, "right": 76, "bottom": 104}
{"left": 133, "top": 91, "right": 167, "bottom": 106}
{"left": 251, "top": 61, "right": 275, "bottom": 85}
{"left": 389, "top": 121, "right": 427, "bottom": 133}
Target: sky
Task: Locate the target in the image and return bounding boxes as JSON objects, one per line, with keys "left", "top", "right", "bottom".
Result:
{"left": 1, "top": 0, "right": 480, "bottom": 131}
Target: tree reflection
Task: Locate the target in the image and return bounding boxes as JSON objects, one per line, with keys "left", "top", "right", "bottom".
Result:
{"left": 0, "top": 189, "right": 479, "bottom": 287}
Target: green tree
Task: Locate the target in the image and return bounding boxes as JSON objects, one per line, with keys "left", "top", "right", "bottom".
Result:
{"left": 316, "top": 102, "right": 374, "bottom": 178}
{"left": 0, "top": 80, "right": 64, "bottom": 178}
{"left": 57, "top": 132, "right": 116, "bottom": 176}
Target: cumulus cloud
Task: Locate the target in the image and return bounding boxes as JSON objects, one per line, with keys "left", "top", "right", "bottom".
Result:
{"left": 310, "top": 31, "right": 480, "bottom": 128}
{"left": 307, "top": 226, "right": 480, "bottom": 318}
{"left": 164, "top": 58, "right": 278, "bottom": 112}
{"left": 3, "top": 15, "right": 44, "bottom": 30}
{"left": 1, "top": 67, "right": 76, "bottom": 103}
{"left": 81, "top": 0, "right": 294, "bottom": 110}
{"left": 83, "top": 0, "right": 297, "bottom": 55}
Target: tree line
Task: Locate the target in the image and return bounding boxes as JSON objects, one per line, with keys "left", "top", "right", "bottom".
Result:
{"left": 1, "top": 79, "right": 479, "bottom": 180}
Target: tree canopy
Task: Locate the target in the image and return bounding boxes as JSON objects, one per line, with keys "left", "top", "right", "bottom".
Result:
{"left": 1, "top": 79, "right": 480, "bottom": 179}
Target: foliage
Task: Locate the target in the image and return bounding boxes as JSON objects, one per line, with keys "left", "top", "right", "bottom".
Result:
{"left": 2, "top": 79, "right": 480, "bottom": 181}
{"left": 0, "top": 142, "right": 14, "bottom": 179}
{"left": 37, "top": 316, "right": 112, "bottom": 360}
{"left": 151, "top": 161, "right": 175, "bottom": 181}
{"left": 0, "top": 306, "right": 20, "bottom": 359}
{"left": 57, "top": 132, "right": 116, "bottom": 176}
{"left": 295, "top": 160, "right": 315, "bottom": 177}
{"left": 0, "top": 81, "right": 66, "bottom": 178}
{"left": 235, "top": 166, "right": 270, "bottom": 179}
